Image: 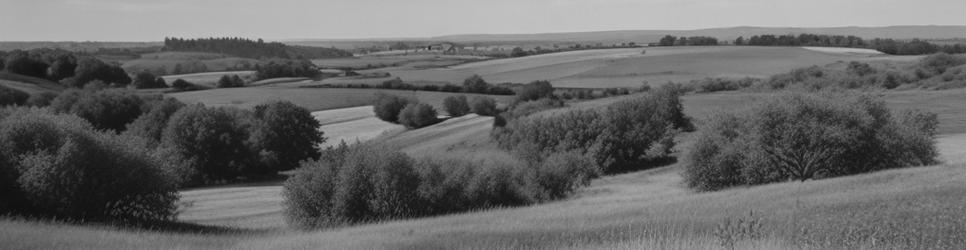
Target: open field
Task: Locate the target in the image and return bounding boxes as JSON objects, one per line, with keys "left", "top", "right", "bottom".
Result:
{"left": 356, "top": 46, "right": 898, "bottom": 88}
{"left": 168, "top": 85, "right": 515, "bottom": 112}
{"left": 312, "top": 54, "right": 485, "bottom": 69}
{"left": 0, "top": 72, "right": 64, "bottom": 94}
{"left": 311, "top": 106, "right": 404, "bottom": 147}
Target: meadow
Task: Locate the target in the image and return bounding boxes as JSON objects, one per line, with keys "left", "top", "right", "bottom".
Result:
{"left": 168, "top": 85, "right": 515, "bottom": 111}
{"left": 352, "top": 46, "right": 897, "bottom": 88}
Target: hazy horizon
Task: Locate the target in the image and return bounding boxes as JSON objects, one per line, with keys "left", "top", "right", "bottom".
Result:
{"left": 2, "top": 0, "right": 965, "bottom": 41}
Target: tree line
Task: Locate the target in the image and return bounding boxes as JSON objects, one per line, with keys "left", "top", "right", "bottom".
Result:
{"left": 163, "top": 37, "right": 353, "bottom": 59}
{"left": 651, "top": 33, "right": 966, "bottom": 56}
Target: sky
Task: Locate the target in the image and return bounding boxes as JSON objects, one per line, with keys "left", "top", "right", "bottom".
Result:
{"left": 1, "top": 0, "right": 964, "bottom": 41}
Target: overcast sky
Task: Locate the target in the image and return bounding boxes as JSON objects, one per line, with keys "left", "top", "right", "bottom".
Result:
{"left": 1, "top": 0, "right": 964, "bottom": 41}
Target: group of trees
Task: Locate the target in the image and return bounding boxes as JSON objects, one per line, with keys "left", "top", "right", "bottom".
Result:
{"left": 757, "top": 53, "right": 966, "bottom": 91}
{"left": 217, "top": 74, "right": 246, "bottom": 88}
{"left": 371, "top": 93, "right": 439, "bottom": 129}
{"left": 1, "top": 49, "right": 131, "bottom": 88}
{"left": 0, "top": 85, "right": 326, "bottom": 222}
{"left": 684, "top": 92, "right": 938, "bottom": 191}
{"left": 283, "top": 140, "right": 598, "bottom": 228}
{"left": 658, "top": 36, "right": 720, "bottom": 46}
{"left": 132, "top": 71, "right": 168, "bottom": 89}
{"left": 732, "top": 33, "right": 965, "bottom": 55}
{"left": 736, "top": 34, "right": 867, "bottom": 48}
{"left": 493, "top": 86, "right": 692, "bottom": 173}
{"left": 163, "top": 37, "right": 352, "bottom": 59}
{"left": 254, "top": 59, "right": 319, "bottom": 80}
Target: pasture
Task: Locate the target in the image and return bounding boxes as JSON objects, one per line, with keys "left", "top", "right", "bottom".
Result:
{"left": 0, "top": 72, "right": 64, "bottom": 94}
{"left": 358, "top": 46, "right": 897, "bottom": 88}
{"left": 168, "top": 85, "right": 515, "bottom": 111}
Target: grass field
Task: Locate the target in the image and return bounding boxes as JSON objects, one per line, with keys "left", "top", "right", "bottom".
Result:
{"left": 4, "top": 138, "right": 965, "bottom": 249}
{"left": 0, "top": 72, "right": 64, "bottom": 95}
{"left": 357, "top": 46, "right": 898, "bottom": 88}
{"left": 312, "top": 54, "right": 485, "bottom": 70}
{"left": 168, "top": 85, "right": 515, "bottom": 112}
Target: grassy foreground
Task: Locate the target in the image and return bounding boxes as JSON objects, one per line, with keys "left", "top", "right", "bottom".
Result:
{"left": 3, "top": 161, "right": 964, "bottom": 249}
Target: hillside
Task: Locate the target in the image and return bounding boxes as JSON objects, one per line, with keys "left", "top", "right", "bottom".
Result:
{"left": 364, "top": 46, "right": 898, "bottom": 88}
{"left": 432, "top": 25, "right": 966, "bottom": 43}
{"left": 0, "top": 72, "right": 65, "bottom": 94}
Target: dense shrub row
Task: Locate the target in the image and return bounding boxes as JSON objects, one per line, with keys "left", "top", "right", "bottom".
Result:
{"left": 0, "top": 85, "right": 30, "bottom": 106}
{"left": 493, "top": 87, "right": 692, "bottom": 173}
{"left": 283, "top": 144, "right": 598, "bottom": 228}
{"left": 756, "top": 53, "right": 966, "bottom": 91}
{"left": 684, "top": 92, "right": 939, "bottom": 191}
{"left": 0, "top": 108, "right": 178, "bottom": 221}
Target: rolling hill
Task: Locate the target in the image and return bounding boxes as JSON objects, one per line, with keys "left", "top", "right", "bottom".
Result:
{"left": 363, "top": 46, "right": 900, "bottom": 88}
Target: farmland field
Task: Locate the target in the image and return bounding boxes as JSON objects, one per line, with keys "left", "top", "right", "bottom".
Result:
{"left": 168, "top": 85, "right": 515, "bottom": 111}
{"left": 355, "top": 46, "right": 900, "bottom": 88}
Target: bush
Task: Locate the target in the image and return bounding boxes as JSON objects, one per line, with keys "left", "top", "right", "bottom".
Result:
{"left": 133, "top": 71, "right": 167, "bottom": 89}
{"left": 124, "top": 97, "right": 186, "bottom": 147}
{"left": 442, "top": 95, "right": 470, "bottom": 117}
{"left": 469, "top": 96, "right": 498, "bottom": 116}
{"left": 217, "top": 75, "right": 245, "bottom": 88}
{"left": 494, "top": 89, "right": 690, "bottom": 173}
{"left": 62, "top": 57, "right": 131, "bottom": 88}
{"left": 251, "top": 101, "right": 325, "bottom": 172}
{"left": 0, "top": 85, "right": 29, "bottom": 106}
{"left": 284, "top": 144, "right": 592, "bottom": 229}
{"left": 25, "top": 92, "right": 58, "bottom": 107}
{"left": 50, "top": 89, "right": 145, "bottom": 131}
{"left": 0, "top": 108, "right": 178, "bottom": 221}
{"left": 284, "top": 144, "right": 421, "bottom": 227}
{"left": 159, "top": 105, "right": 264, "bottom": 185}
{"left": 463, "top": 75, "right": 488, "bottom": 93}
{"left": 170, "top": 78, "right": 193, "bottom": 91}
{"left": 372, "top": 93, "right": 414, "bottom": 123}
{"left": 684, "top": 92, "right": 939, "bottom": 191}
{"left": 515, "top": 80, "right": 554, "bottom": 103}
{"left": 398, "top": 103, "right": 439, "bottom": 129}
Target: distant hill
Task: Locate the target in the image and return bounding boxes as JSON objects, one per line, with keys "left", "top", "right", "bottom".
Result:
{"left": 430, "top": 26, "right": 966, "bottom": 43}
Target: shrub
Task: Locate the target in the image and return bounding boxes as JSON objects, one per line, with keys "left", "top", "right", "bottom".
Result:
{"left": 524, "top": 152, "right": 600, "bottom": 201}
{"left": 442, "top": 95, "right": 470, "bottom": 117}
{"left": 217, "top": 75, "right": 245, "bottom": 88}
{"left": 51, "top": 89, "right": 145, "bottom": 131}
{"left": 398, "top": 103, "right": 439, "bottom": 129}
{"left": 170, "top": 78, "right": 193, "bottom": 91}
{"left": 251, "top": 101, "right": 325, "bottom": 172}
{"left": 515, "top": 80, "right": 554, "bottom": 103}
{"left": 62, "top": 57, "right": 131, "bottom": 88}
{"left": 25, "top": 92, "right": 58, "bottom": 107}
{"left": 463, "top": 75, "right": 489, "bottom": 93}
{"left": 284, "top": 144, "right": 589, "bottom": 229}
{"left": 124, "top": 97, "right": 185, "bottom": 147}
{"left": 133, "top": 71, "right": 167, "bottom": 89}
{"left": 0, "top": 108, "right": 178, "bottom": 221}
{"left": 159, "top": 105, "right": 264, "bottom": 185}
{"left": 684, "top": 92, "right": 939, "bottom": 191}
{"left": 372, "top": 93, "right": 413, "bottom": 123}
{"left": 0, "top": 85, "right": 29, "bottom": 106}
{"left": 469, "top": 96, "right": 498, "bottom": 116}
{"left": 284, "top": 144, "right": 421, "bottom": 227}
{"left": 494, "top": 90, "right": 690, "bottom": 173}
